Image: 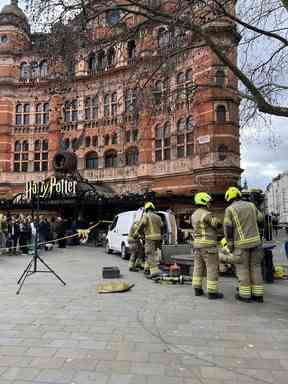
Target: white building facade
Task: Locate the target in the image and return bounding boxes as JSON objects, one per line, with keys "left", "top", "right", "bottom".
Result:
{"left": 266, "top": 172, "right": 288, "bottom": 223}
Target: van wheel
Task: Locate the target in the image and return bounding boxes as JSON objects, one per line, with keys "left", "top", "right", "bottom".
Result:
{"left": 105, "top": 241, "right": 112, "bottom": 254}
{"left": 121, "top": 243, "right": 128, "bottom": 259}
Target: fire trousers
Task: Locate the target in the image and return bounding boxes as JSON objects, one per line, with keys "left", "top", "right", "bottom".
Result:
{"left": 192, "top": 247, "right": 220, "bottom": 293}
{"left": 128, "top": 240, "right": 145, "bottom": 269}
{"left": 233, "top": 246, "right": 264, "bottom": 299}
{"left": 145, "top": 239, "right": 161, "bottom": 276}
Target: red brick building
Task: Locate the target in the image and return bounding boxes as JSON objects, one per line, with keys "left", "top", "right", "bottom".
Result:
{"left": 0, "top": 1, "right": 241, "bottom": 216}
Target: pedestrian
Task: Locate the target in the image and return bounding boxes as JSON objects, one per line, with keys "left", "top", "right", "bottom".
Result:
{"left": 191, "top": 192, "right": 224, "bottom": 300}
{"left": 224, "top": 186, "right": 264, "bottom": 303}
{"left": 0, "top": 214, "right": 8, "bottom": 254}
{"left": 133, "top": 202, "right": 163, "bottom": 278}
{"left": 55, "top": 217, "right": 66, "bottom": 248}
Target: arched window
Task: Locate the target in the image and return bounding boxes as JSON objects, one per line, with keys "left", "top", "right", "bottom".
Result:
{"left": 22, "top": 141, "right": 28, "bottom": 152}
{"left": 216, "top": 69, "right": 225, "bottom": 87}
{"left": 40, "top": 61, "right": 48, "bottom": 79}
{"left": 88, "top": 53, "right": 97, "bottom": 73}
{"left": 85, "top": 152, "right": 98, "bottom": 169}
{"left": 111, "top": 92, "right": 117, "bottom": 116}
{"left": 177, "top": 116, "right": 194, "bottom": 158}
{"left": 20, "top": 62, "right": 30, "bottom": 80}
{"left": 216, "top": 105, "right": 226, "bottom": 123}
{"left": 31, "top": 62, "right": 39, "bottom": 79}
{"left": 107, "top": 47, "right": 116, "bottom": 67}
{"left": 126, "top": 147, "right": 139, "bottom": 166}
{"left": 104, "top": 94, "right": 110, "bottom": 116}
{"left": 16, "top": 104, "right": 23, "bottom": 125}
{"left": 127, "top": 40, "right": 136, "bottom": 64}
{"left": 35, "top": 140, "right": 41, "bottom": 152}
{"left": 218, "top": 144, "right": 228, "bottom": 161}
{"left": 85, "top": 136, "right": 91, "bottom": 147}
{"left": 105, "top": 150, "right": 117, "bottom": 168}
{"left": 155, "top": 122, "right": 171, "bottom": 162}
{"left": 15, "top": 141, "right": 21, "bottom": 152}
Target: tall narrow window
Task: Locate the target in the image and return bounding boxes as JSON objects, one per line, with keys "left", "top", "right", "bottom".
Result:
{"left": 14, "top": 141, "right": 21, "bottom": 172}
{"left": 92, "top": 95, "right": 99, "bottom": 119}
{"left": 107, "top": 47, "right": 116, "bottom": 67}
{"left": 36, "top": 103, "right": 49, "bottom": 125}
{"left": 127, "top": 40, "right": 136, "bottom": 64}
{"left": 177, "top": 72, "right": 186, "bottom": 100}
{"left": 126, "top": 147, "right": 139, "bottom": 166}
{"left": 16, "top": 104, "right": 23, "bottom": 125}
{"left": 97, "top": 50, "right": 105, "bottom": 71}
{"left": 31, "top": 62, "right": 39, "bottom": 79}
{"left": 71, "top": 99, "right": 78, "bottom": 122}
{"left": 125, "top": 89, "right": 137, "bottom": 113}
{"left": 177, "top": 116, "right": 194, "bottom": 158}
{"left": 33, "top": 139, "right": 48, "bottom": 172}
{"left": 216, "top": 105, "right": 226, "bottom": 123}
{"left": 85, "top": 136, "right": 91, "bottom": 147}
{"left": 111, "top": 133, "right": 117, "bottom": 145}
{"left": 218, "top": 144, "right": 228, "bottom": 161}
{"left": 111, "top": 92, "right": 117, "bottom": 116}
{"left": 40, "top": 61, "right": 48, "bottom": 79}
{"left": 20, "top": 62, "right": 30, "bottom": 80}
{"left": 85, "top": 152, "right": 98, "bottom": 169}
{"left": 88, "top": 53, "right": 97, "bottom": 73}
{"left": 23, "top": 104, "right": 30, "bottom": 125}
{"left": 105, "top": 150, "right": 118, "bottom": 168}
{"left": 104, "top": 94, "right": 110, "bottom": 117}
{"left": 64, "top": 101, "right": 71, "bottom": 122}
{"left": 21, "top": 140, "right": 29, "bottom": 172}
{"left": 216, "top": 69, "right": 225, "bottom": 87}
{"left": 85, "top": 97, "right": 91, "bottom": 120}
{"left": 155, "top": 122, "right": 171, "bottom": 161}
{"left": 154, "top": 80, "right": 163, "bottom": 105}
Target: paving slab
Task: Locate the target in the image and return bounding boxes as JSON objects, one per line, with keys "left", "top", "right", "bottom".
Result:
{"left": 0, "top": 246, "right": 288, "bottom": 384}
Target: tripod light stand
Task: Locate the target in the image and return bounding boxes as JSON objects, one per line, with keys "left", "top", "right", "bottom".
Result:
{"left": 16, "top": 186, "right": 66, "bottom": 295}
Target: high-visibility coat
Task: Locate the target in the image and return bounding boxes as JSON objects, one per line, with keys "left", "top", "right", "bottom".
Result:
{"left": 224, "top": 200, "right": 263, "bottom": 249}
{"left": 191, "top": 207, "right": 222, "bottom": 248}
{"left": 128, "top": 222, "right": 140, "bottom": 243}
{"left": 135, "top": 211, "right": 163, "bottom": 241}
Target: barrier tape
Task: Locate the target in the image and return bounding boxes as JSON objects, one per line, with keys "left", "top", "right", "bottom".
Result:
{"left": 0, "top": 220, "right": 112, "bottom": 253}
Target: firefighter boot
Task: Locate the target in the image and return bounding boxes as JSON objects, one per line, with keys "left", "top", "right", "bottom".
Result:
{"left": 194, "top": 288, "right": 204, "bottom": 296}
{"left": 235, "top": 293, "right": 251, "bottom": 303}
{"left": 251, "top": 295, "right": 264, "bottom": 303}
{"left": 208, "top": 292, "right": 224, "bottom": 300}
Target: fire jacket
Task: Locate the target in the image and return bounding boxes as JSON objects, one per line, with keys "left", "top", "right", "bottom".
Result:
{"left": 224, "top": 200, "right": 263, "bottom": 249}
{"left": 135, "top": 211, "right": 163, "bottom": 241}
{"left": 191, "top": 207, "right": 222, "bottom": 248}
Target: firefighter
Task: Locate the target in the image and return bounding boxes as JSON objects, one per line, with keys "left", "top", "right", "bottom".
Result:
{"left": 134, "top": 202, "right": 163, "bottom": 278}
{"left": 128, "top": 220, "right": 145, "bottom": 272}
{"left": 192, "top": 192, "right": 224, "bottom": 299}
{"left": 224, "top": 186, "right": 264, "bottom": 303}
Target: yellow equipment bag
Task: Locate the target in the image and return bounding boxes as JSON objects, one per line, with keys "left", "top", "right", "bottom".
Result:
{"left": 96, "top": 281, "right": 134, "bottom": 294}
{"left": 274, "top": 265, "right": 286, "bottom": 279}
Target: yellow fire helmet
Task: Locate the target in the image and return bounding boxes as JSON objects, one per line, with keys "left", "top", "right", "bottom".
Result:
{"left": 225, "top": 186, "right": 242, "bottom": 202}
{"left": 144, "top": 201, "right": 155, "bottom": 211}
{"left": 194, "top": 192, "right": 212, "bottom": 206}
{"left": 220, "top": 238, "right": 228, "bottom": 248}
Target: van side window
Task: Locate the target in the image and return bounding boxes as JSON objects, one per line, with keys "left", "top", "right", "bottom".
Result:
{"left": 110, "top": 216, "right": 118, "bottom": 230}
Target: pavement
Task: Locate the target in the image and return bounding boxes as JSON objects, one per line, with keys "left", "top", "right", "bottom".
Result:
{"left": 0, "top": 241, "right": 288, "bottom": 384}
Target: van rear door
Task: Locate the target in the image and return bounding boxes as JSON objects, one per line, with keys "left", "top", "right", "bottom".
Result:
{"left": 114, "top": 212, "right": 135, "bottom": 251}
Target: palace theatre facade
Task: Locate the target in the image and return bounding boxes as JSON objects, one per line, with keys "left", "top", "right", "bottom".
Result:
{"left": 0, "top": 1, "right": 241, "bottom": 218}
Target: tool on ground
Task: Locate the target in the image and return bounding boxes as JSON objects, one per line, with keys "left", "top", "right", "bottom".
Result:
{"left": 97, "top": 281, "right": 134, "bottom": 293}
{"left": 102, "top": 266, "right": 120, "bottom": 279}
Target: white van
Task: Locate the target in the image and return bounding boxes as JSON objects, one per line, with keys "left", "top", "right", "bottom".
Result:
{"left": 105, "top": 210, "right": 177, "bottom": 259}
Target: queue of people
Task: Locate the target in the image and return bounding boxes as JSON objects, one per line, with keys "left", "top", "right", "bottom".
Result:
{"left": 128, "top": 186, "right": 265, "bottom": 304}
{"left": 0, "top": 214, "right": 80, "bottom": 254}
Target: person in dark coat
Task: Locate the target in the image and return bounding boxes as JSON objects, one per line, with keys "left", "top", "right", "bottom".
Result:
{"left": 55, "top": 217, "right": 66, "bottom": 248}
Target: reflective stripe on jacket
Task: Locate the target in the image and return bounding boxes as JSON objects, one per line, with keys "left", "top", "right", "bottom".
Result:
{"left": 224, "top": 200, "right": 262, "bottom": 249}
{"left": 135, "top": 211, "right": 163, "bottom": 241}
{"left": 191, "top": 208, "right": 221, "bottom": 248}
{"left": 128, "top": 222, "right": 139, "bottom": 243}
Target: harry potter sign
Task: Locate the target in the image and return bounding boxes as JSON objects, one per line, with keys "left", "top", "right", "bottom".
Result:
{"left": 25, "top": 177, "right": 77, "bottom": 200}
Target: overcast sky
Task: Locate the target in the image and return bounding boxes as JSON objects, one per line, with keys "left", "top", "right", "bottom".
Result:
{"left": 0, "top": 0, "right": 287, "bottom": 191}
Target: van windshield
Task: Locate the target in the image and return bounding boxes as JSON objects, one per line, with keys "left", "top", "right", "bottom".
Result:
{"left": 117, "top": 213, "right": 135, "bottom": 235}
